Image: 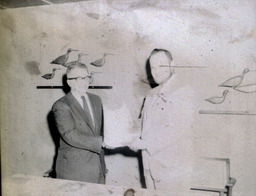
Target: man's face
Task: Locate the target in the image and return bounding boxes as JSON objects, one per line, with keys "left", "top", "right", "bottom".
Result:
{"left": 149, "top": 51, "right": 172, "bottom": 85}
{"left": 67, "top": 68, "right": 91, "bottom": 95}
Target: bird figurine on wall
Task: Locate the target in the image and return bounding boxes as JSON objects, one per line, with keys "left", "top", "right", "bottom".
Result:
{"left": 90, "top": 53, "right": 114, "bottom": 67}
{"left": 124, "top": 188, "right": 135, "bottom": 196}
{"left": 51, "top": 48, "right": 78, "bottom": 66}
{"left": 234, "top": 83, "right": 256, "bottom": 93}
{"left": 218, "top": 68, "right": 250, "bottom": 88}
{"left": 41, "top": 68, "right": 61, "bottom": 80}
{"left": 63, "top": 53, "right": 89, "bottom": 67}
{"left": 205, "top": 90, "right": 229, "bottom": 104}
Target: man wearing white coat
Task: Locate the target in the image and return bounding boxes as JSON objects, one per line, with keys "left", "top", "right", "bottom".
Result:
{"left": 129, "top": 49, "right": 196, "bottom": 193}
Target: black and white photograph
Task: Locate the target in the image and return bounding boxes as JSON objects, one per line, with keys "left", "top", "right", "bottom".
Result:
{"left": 1, "top": 0, "right": 256, "bottom": 195}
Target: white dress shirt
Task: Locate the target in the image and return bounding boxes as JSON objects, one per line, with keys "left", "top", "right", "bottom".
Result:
{"left": 71, "top": 91, "right": 95, "bottom": 126}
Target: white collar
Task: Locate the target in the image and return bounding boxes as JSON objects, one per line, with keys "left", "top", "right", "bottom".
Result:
{"left": 158, "top": 75, "right": 175, "bottom": 94}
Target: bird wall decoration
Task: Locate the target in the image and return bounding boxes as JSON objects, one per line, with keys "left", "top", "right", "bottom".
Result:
{"left": 41, "top": 68, "right": 61, "bottom": 80}
{"left": 234, "top": 83, "right": 256, "bottom": 93}
{"left": 205, "top": 90, "right": 229, "bottom": 104}
{"left": 63, "top": 53, "right": 89, "bottom": 67}
{"left": 124, "top": 188, "right": 135, "bottom": 196}
{"left": 90, "top": 53, "right": 114, "bottom": 67}
{"left": 51, "top": 48, "right": 78, "bottom": 66}
{"left": 218, "top": 68, "right": 250, "bottom": 88}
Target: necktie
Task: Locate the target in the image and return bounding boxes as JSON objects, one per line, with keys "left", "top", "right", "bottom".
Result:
{"left": 81, "top": 96, "right": 94, "bottom": 126}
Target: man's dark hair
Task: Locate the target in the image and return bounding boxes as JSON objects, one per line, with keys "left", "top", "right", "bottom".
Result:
{"left": 149, "top": 48, "right": 173, "bottom": 62}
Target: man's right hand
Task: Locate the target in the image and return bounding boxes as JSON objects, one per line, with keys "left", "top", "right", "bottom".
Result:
{"left": 127, "top": 138, "right": 147, "bottom": 152}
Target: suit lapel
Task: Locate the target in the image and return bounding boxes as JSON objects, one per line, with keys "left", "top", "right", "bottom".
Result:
{"left": 66, "top": 92, "right": 95, "bottom": 133}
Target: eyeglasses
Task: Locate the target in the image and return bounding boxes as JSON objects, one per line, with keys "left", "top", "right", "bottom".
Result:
{"left": 67, "top": 76, "right": 92, "bottom": 81}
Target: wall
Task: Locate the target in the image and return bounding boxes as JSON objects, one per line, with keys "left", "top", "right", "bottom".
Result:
{"left": 1, "top": 0, "right": 256, "bottom": 195}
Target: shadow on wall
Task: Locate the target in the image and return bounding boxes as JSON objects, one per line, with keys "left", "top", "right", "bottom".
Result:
{"left": 46, "top": 111, "right": 59, "bottom": 178}
{"left": 62, "top": 75, "right": 71, "bottom": 94}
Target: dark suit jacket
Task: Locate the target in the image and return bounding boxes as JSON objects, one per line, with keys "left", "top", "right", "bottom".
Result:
{"left": 52, "top": 92, "right": 106, "bottom": 183}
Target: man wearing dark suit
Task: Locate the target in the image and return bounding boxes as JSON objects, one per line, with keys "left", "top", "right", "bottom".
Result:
{"left": 52, "top": 63, "right": 106, "bottom": 184}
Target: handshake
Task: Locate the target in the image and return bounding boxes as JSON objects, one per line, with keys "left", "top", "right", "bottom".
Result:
{"left": 102, "top": 138, "right": 147, "bottom": 152}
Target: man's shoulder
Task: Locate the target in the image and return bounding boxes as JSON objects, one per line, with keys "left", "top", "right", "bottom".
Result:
{"left": 87, "top": 92, "right": 102, "bottom": 101}
{"left": 52, "top": 94, "right": 69, "bottom": 109}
